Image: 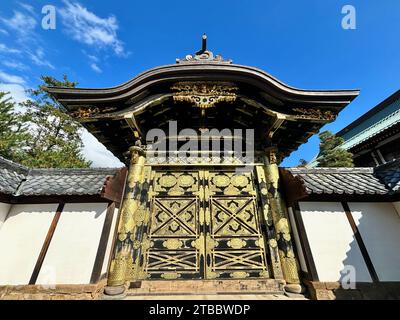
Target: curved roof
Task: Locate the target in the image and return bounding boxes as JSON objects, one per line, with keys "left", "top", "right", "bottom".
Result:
{"left": 48, "top": 62, "right": 359, "bottom": 108}
{"left": 46, "top": 41, "right": 360, "bottom": 162}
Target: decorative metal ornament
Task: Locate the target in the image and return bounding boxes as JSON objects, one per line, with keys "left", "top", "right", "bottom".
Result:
{"left": 230, "top": 271, "right": 250, "bottom": 279}
{"left": 163, "top": 239, "right": 183, "bottom": 250}
{"left": 171, "top": 82, "right": 238, "bottom": 109}
{"left": 161, "top": 272, "right": 181, "bottom": 280}
{"left": 212, "top": 174, "right": 231, "bottom": 188}
{"left": 176, "top": 34, "right": 232, "bottom": 64}
{"left": 70, "top": 106, "right": 116, "bottom": 119}
{"left": 293, "top": 108, "right": 336, "bottom": 121}
{"left": 227, "top": 238, "right": 247, "bottom": 249}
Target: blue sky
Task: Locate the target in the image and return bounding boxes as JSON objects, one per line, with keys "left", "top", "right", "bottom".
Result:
{"left": 0, "top": 0, "right": 399, "bottom": 167}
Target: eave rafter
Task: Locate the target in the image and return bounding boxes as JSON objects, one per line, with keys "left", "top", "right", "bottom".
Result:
{"left": 45, "top": 60, "right": 359, "bottom": 162}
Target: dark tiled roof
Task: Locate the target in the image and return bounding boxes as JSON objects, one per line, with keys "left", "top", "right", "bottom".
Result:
{"left": 375, "top": 159, "right": 400, "bottom": 194}
{"left": 0, "top": 157, "right": 28, "bottom": 195}
{"left": 0, "top": 156, "right": 121, "bottom": 197}
{"left": 287, "top": 167, "right": 390, "bottom": 195}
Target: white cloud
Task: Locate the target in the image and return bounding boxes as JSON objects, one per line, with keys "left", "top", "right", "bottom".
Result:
{"left": 0, "top": 28, "right": 8, "bottom": 35}
{"left": 0, "top": 71, "right": 26, "bottom": 85}
{"left": 2, "top": 60, "right": 29, "bottom": 71}
{"left": 27, "top": 48, "right": 55, "bottom": 69}
{"left": 59, "top": 0, "right": 127, "bottom": 56}
{"left": 18, "top": 2, "right": 36, "bottom": 15}
{"left": 90, "top": 63, "right": 102, "bottom": 73}
{"left": 0, "top": 10, "right": 54, "bottom": 70}
{"left": 0, "top": 83, "right": 29, "bottom": 103}
{"left": 80, "top": 129, "right": 124, "bottom": 168}
{"left": 0, "top": 43, "right": 22, "bottom": 54}
{"left": 0, "top": 10, "right": 37, "bottom": 36}
{"left": 87, "top": 53, "right": 99, "bottom": 62}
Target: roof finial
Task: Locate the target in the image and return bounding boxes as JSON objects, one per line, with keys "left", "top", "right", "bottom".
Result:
{"left": 176, "top": 34, "right": 232, "bottom": 64}
{"left": 196, "top": 33, "right": 207, "bottom": 56}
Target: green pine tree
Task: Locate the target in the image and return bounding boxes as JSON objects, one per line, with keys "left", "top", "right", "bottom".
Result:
{"left": 317, "top": 130, "right": 354, "bottom": 167}
{"left": 0, "top": 75, "right": 92, "bottom": 168}
{"left": 298, "top": 158, "right": 308, "bottom": 167}
{"left": 0, "top": 92, "right": 29, "bottom": 161}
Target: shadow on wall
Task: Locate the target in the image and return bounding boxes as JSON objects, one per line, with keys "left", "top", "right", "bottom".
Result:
{"left": 337, "top": 202, "right": 400, "bottom": 299}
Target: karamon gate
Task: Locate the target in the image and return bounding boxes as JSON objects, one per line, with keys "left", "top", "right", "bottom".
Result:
{"left": 47, "top": 36, "right": 358, "bottom": 295}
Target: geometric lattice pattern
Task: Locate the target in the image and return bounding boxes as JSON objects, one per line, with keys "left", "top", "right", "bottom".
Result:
{"left": 140, "top": 169, "right": 270, "bottom": 280}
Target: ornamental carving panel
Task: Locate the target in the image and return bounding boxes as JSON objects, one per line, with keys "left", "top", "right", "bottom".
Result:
{"left": 171, "top": 82, "right": 238, "bottom": 109}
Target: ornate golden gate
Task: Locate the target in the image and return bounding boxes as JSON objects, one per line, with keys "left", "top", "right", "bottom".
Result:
{"left": 138, "top": 168, "right": 270, "bottom": 280}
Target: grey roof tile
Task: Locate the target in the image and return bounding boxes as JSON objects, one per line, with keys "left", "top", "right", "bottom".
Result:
{"left": 0, "top": 157, "right": 28, "bottom": 195}
{"left": 0, "top": 156, "right": 121, "bottom": 197}
{"left": 287, "top": 167, "right": 390, "bottom": 195}
{"left": 375, "top": 160, "right": 400, "bottom": 194}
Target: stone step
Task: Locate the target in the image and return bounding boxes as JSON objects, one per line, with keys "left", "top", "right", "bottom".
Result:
{"left": 127, "top": 279, "right": 285, "bottom": 296}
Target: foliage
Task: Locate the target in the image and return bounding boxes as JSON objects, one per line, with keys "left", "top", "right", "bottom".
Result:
{"left": 0, "top": 75, "right": 91, "bottom": 168}
{"left": 298, "top": 158, "right": 308, "bottom": 167}
{"left": 317, "top": 130, "right": 354, "bottom": 167}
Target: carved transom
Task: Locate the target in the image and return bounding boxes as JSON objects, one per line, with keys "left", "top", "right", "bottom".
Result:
{"left": 171, "top": 82, "right": 238, "bottom": 109}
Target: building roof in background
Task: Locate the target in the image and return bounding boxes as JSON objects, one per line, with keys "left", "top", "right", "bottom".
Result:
{"left": 286, "top": 161, "right": 400, "bottom": 197}
{"left": 0, "top": 156, "right": 122, "bottom": 198}
{"left": 336, "top": 90, "right": 400, "bottom": 151}
{"left": 374, "top": 159, "right": 400, "bottom": 194}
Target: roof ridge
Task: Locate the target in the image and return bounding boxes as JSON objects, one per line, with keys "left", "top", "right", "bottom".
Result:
{"left": 13, "top": 168, "right": 30, "bottom": 197}
{"left": 29, "top": 167, "right": 123, "bottom": 175}
{"left": 0, "top": 156, "right": 29, "bottom": 173}
{"left": 286, "top": 167, "right": 374, "bottom": 174}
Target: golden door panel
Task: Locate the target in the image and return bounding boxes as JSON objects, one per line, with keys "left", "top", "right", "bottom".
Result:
{"left": 139, "top": 168, "right": 270, "bottom": 280}
{"left": 205, "top": 170, "right": 270, "bottom": 279}
{"left": 144, "top": 170, "right": 204, "bottom": 280}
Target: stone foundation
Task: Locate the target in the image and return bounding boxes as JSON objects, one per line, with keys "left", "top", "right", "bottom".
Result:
{"left": 127, "top": 279, "right": 286, "bottom": 296}
{"left": 0, "top": 280, "right": 106, "bottom": 300}
{"left": 305, "top": 280, "right": 400, "bottom": 300}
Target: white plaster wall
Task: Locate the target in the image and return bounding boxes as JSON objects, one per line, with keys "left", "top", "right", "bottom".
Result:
{"left": 349, "top": 202, "right": 400, "bottom": 281}
{"left": 287, "top": 207, "right": 307, "bottom": 272}
{"left": 101, "top": 207, "right": 119, "bottom": 276}
{"left": 0, "top": 202, "right": 11, "bottom": 231}
{"left": 0, "top": 204, "right": 57, "bottom": 285}
{"left": 393, "top": 202, "right": 400, "bottom": 218}
{"left": 299, "top": 202, "right": 372, "bottom": 282}
{"left": 36, "top": 203, "right": 108, "bottom": 285}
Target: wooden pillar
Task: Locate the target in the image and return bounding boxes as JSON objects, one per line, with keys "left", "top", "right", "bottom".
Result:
{"left": 104, "top": 146, "right": 146, "bottom": 296}
{"left": 263, "top": 147, "right": 302, "bottom": 293}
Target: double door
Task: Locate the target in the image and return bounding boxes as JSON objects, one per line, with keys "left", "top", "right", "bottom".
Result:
{"left": 137, "top": 168, "right": 270, "bottom": 280}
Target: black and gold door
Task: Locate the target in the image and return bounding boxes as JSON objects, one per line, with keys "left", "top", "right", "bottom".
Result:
{"left": 139, "top": 168, "right": 270, "bottom": 280}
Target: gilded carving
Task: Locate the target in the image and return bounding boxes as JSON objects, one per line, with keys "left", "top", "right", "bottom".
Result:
{"left": 178, "top": 174, "right": 195, "bottom": 187}
{"left": 163, "top": 239, "right": 183, "bottom": 250}
{"left": 212, "top": 174, "right": 231, "bottom": 188}
{"left": 70, "top": 106, "right": 116, "bottom": 119}
{"left": 171, "top": 82, "right": 238, "bottom": 109}
{"left": 161, "top": 273, "right": 181, "bottom": 280}
{"left": 293, "top": 107, "right": 336, "bottom": 121}
{"left": 159, "top": 175, "right": 177, "bottom": 188}
{"left": 262, "top": 159, "right": 301, "bottom": 284}
{"left": 269, "top": 239, "right": 278, "bottom": 248}
{"left": 230, "top": 271, "right": 249, "bottom": 279}
{"left": 231, "top": 175, "right": 249, "bottom": 188}
{"left": 227, "top": 238, "right": 247, "bottom": 249}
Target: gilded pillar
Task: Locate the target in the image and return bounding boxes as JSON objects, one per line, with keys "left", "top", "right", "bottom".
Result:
{"left": 263, "top": 147, "right": 302, "bottom": 291}
{"left": 104, "top": 145, "right": 146, "bottom": 296}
